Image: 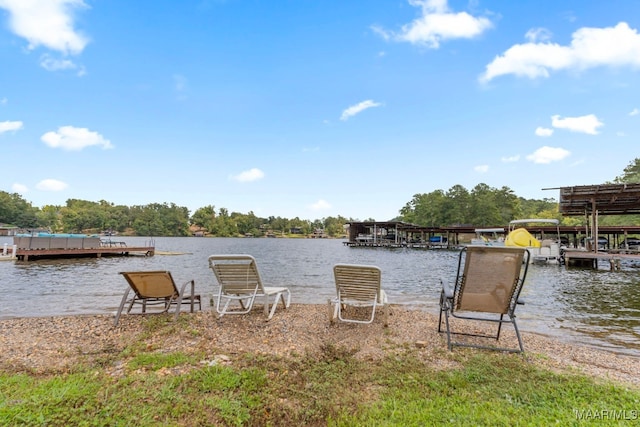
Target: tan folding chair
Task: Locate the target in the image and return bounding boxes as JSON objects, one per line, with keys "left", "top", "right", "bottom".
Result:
{"left": 114, "top": 271, "right": 201, "bottom": 326}
{"left": 438, "top": 246, "right": 530, "bottom": 352}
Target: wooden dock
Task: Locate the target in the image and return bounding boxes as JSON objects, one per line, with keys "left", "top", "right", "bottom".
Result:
{"left": 342, "top": 241, "right": 451, "bottom": 249}
{"left": 15, "top": 246, "right": 155, "bottom": 261}
{"left": 563, "top": 249, "right": 640, "bottom": 270}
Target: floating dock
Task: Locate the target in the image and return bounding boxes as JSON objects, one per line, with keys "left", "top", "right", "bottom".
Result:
{"left": 11, "top": 234, "right": 155, "bottom": 261}
{"left": 15, "top": 246, "right": 155, "bottom": 261}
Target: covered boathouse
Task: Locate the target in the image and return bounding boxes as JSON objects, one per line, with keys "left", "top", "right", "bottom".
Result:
{"left": 344, "top": 221, "right": 467, "bottom": 249}
{"left": 344, "top": 183, "right": 640, "bottom": 267}
{"left": 554, "top": 183, "right": 640, "bottom": 268}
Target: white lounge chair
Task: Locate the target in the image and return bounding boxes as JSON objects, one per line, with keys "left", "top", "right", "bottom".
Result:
{"left": 330, "top": 264, "right": 388, "bottom": 326}
{"left": 208, "top": 254, "right": 291, "bottom": 320}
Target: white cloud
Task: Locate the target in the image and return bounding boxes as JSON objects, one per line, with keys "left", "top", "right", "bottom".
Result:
{"left": 40, "top": 54, "right": 85, "bottom": 75}
{"left": 474, "top": 164, "right": 489, "bottom": 173}
{"left": 0, "top": 0, "right": 89, "bottom": 55}
{"left": 40, "top": 55, "right": 75, "bottom": 70}
{"left": 526, "top": 146, "right": 571, "bottom": 164}
{"left": 41, "top": 126, "right": 113, "bottom": 150}
{"left": 551, "top": 114, "right": 603, "bottom": 135}
{"left": 374, "top": 0, "right": 492, "bottom": 48}
{"left": 480, "top": 22, "right": 640, "bottom": 83}
{"left": 309, "top": 199, "right": 331, "bottom": 211}
{"left": 630, "top": 108, "right": 639, "bottom": 116}
{"left": 12, "top": 183, "right": 28, "bottom": 193}
{"left": 0, "top": 97, "right": 7, "bottom": 105}
{"left": 340, "top": 100, "right": 382, "bottom": 121}
{"left": 36, "top": 179, "right": 68, "bottom": 191}
{"left": 501, "top": 155, "right": 520, "bottom": 163}
{"left": 617, "top": 131, "right": 626, "bottom": 137}
{"left": 535, "top": 127, "right": 554, "bottom": 137}
{"left": 230, "top": 168, "right": 265, "bottom": 183}
{"left": 0, "top": 120, "right": 23, "bottom": 134}
{"left": 525, "top": 28, "right": 552, "bottom": 43}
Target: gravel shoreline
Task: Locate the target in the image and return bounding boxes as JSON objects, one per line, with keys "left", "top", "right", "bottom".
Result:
{"left": 0, "top": 304, "right": 638, "bottom": 388}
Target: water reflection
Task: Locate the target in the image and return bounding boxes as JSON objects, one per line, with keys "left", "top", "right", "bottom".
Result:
{"left": 1, "top": 236, "right": 639, "bottom": 355}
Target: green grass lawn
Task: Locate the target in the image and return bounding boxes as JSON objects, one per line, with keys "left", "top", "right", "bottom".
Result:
{"left": 1, "top": 320, "right": 638, "bottom": 426}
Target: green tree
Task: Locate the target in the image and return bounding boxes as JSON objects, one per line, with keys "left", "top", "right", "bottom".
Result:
{"left": 131, "top": 206, "right": 163, "bottom": 236}
{"left": 266, "top": 216, "right": 289, "bottom": 236}
{"left": 58, "top": 199, "right": 106, "bottom": 233}
{"left": 494, "top": 186, "right": 522, "bottom": 224}
{"left": 37, "top": 205, "right": 62, "bottom": 231}
{"left": 191, "top": 205, "right": 216, "bottom": 230}
{"left": 232, "top": 211, "right": 265, "bottom": 236}
{"left": 129, "top": 203, "right": 189, "bottom": 236}
{"left": 400, "top": 190, "right": 447, "bottom": 226}
{"left": 443, "top": 185, "right": 471, "bottom": 225}
{"left": 210, "top": 208, "right": 238, "bottom": 237}
{"left": 614, "top": 158, "right": 640, "bottom": 183}
{"left": 107, "top": 204, "right": 132, "bottom": 233}
{"left": 323, "top": 215, "right": 349, "bottom": 237}
{"left": 468, "top": 183, "right": 504, "bottom": 227}
{"left": 0, "top": 192, "right": 39, "bottom": 228}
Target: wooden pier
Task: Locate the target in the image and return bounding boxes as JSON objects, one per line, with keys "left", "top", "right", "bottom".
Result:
{"left": 563, "top": 249, "right": 640, "bottom": 270}
{"left": 343, "top": 241, "right": 450, "bottom": 249}
{"left": 15, "top": 246, "right": 155, "bottom": 261}
{"left": 10, "top": 234, "right": 155, "bottom": 261}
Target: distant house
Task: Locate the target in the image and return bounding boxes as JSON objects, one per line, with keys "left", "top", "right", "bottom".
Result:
{"left": 290, "top": 227, "right": 303, "bottom": 234}
{"left": 0, "top": 224, "right": 19, "bottom": 236}
{"left": 310, "top": 228, "right": 328, "bottom": 238}
{"left": 189, "top": 225, "right": 207, "bottom": 237}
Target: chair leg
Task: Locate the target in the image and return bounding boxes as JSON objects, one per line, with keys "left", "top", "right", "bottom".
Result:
{"left": 328, "top": 298, "right": 336, "bottom": 323}
{"left": 512, "top": 318, "right": 524, "bottom": 352}
{"left": 279, "top": 290, "right": 291, "bottom": 309}
{"left": 496, "top": 313, "right": 504, "bottom": 340}
{"left": 263, "top": 295, "right": 270, "bottom": 317}
{"left": 174, "top": 294, "right": 184, "bottom": 320}
{"left": 382, "top": 304, "right": 389, "bottom": 327}
{"left": 126, "top": 295, "right": 137, "bottom": 314}
{"left": 266, "top": 293, "right": 282, "bottom": 320}
{"left": 216, "top": 297, "right": 232, "bottom": 318}
{"left": 437, "top": 290, "right": 446, "bottom": 333}
{"left": 114, "top": 288, "right": 131, "bottom": 326}
{"left": 444, "top": 310, "right": 453, "bottom": 351}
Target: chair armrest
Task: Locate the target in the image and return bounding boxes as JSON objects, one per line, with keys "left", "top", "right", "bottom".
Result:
{"left": 440, "top": 279, "right": 453, "bottom": 299}
{"left": 516, "top": 298, "right": 525, "bottom": 305}
{"left": 180, "top": 279, "right": 196, "bottom": 296}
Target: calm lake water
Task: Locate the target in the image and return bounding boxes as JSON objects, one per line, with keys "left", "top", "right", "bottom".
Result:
{"left": 1, "top": 236, "right": 639, "bottom": 356}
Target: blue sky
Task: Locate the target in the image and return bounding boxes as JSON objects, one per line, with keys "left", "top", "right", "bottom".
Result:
{"left": 0, "top": 0, "right": 638, "bottom": 221}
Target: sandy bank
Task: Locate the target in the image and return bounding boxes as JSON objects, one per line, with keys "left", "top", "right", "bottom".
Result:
{"left": 0, "top": 304, "right": 637, "bottom": 388}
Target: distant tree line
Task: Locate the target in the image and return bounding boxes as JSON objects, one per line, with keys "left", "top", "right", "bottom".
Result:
{"left": 399, "top": 183, "right": 560, "bottom": 228}
{"left": 399, "top": 158, "right": 640, "bottom": 228}
{"left": 2, "top": 158, "right": 639, "bottom": 236}
{"left": 0, "top": 195, "right": 354, "bottom": 237}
